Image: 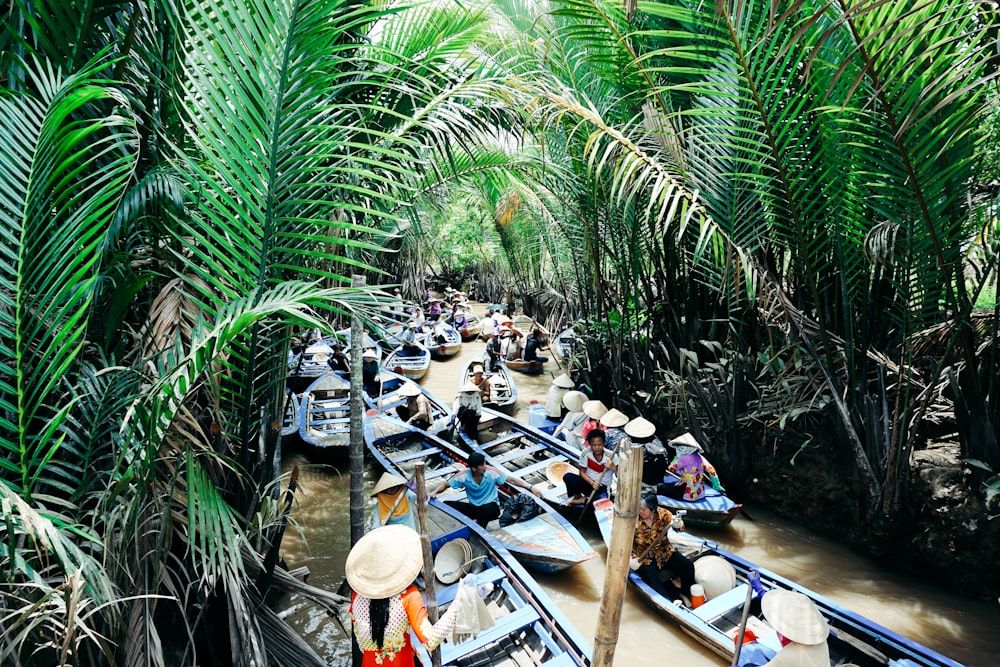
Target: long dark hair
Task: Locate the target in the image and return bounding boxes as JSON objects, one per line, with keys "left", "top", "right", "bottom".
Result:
{"left": 370, "top": 597, "right": 390, "bottom": 648}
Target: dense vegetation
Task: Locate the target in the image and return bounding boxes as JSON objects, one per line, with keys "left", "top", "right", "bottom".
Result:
{"left": 2, "top": 0, "right": 999, "bottom": 664}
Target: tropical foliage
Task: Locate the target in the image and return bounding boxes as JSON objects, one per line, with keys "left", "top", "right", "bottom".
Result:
{"left": 0, "top": 0, "right": 523, "bottom": 663}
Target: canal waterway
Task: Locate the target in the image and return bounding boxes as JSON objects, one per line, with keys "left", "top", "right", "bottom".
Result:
{"left": 277, "top": 306, "right": 1000, "bottom": 666}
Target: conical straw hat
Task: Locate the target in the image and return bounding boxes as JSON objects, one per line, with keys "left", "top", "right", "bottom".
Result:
{"left": 552, "top": 373, "right": 574, "bottom": 388}
{"left": 399, "top": 382, "right": 422, "bottom": 397}
{"left": 600, "top": 408, "right": 629, "bottom": 428}
{"left": 562, "top": 390, "right": 587, "bottom": 412}
{"left": 693, "top": 555, "right": 736, "bottom": 600}
{"left": 546, "top": 461, "right": 575, "bottom": 487}
{"left": 624, "top": 417, "right": 656, "bottom": 439}
{"left": 668, "top": 431, "right": 703, "bottom": 451}
{"left": 761, "top": 590, "right": 830, "bottom": 645}
{"left": 371, "top": 472, "right": 407, "bottom": 497}
{"left": 582, "top": 400, "right": 608, "bottom": 420}
{"left": 433, "top": 538, "right": 473, "bottom": 584}
{"left": 345, "top": 525, "right": 423, "bottom": 599}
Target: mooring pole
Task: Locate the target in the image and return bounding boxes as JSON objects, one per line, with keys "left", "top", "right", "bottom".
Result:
{"left": 413, "top": 462, "right": 442, "bottom": 667}
{"left": 592, "top": 441, "right": 643, "bottom": 667}
{"left": 349, "top": 274, "right": 366, "bottom": 548}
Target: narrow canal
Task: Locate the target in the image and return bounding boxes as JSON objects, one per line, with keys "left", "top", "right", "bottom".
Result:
{"left": 277, "top": 306, "right": 1000, "bottom": 666}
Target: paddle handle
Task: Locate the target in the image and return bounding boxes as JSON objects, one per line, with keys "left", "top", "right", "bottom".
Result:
{"left": 730, "top": 577, "right": 754, "bottom": 667}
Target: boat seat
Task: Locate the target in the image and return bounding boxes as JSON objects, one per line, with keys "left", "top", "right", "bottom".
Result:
{"left": 426, "top": 465, "right": 457, "bottom": 480}
{"left": 482, "top": 431, "right": 529, "bottom": 450}
{"left": 692, "top": 583, "right": 750, "bottom": 621}
{"left": 390, "top": 447, "right": 441, "bottom": 463}
{"left": 440, "top": 605, "right": 540, "bottom": 663}
{"left": 492, "top": 443, "right": 548, "bottom": 464}
{"left": 512, "top": 458, "right": 560, "bottom": 478}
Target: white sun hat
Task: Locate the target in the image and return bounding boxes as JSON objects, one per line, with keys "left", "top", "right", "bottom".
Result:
{"left": 599, "top": 408, "right": 629, "bottom": 428}
{"left": 582, "top": 400, "right": 608, "bottom": 420}
{"left": 624, "top": 417, "right": 656, "bottom": 439}
{"left": 399, "top": 382, "right": 422, "bottom": 397}
{"left": 346, "top": 525, "right": 423, "bottom": 599}
{"left": 552, "top": 373, "right": 575, "bottom": 388}
{"left": 761, "top": 590, "right": 830, "bottom": 645}
{"left": 562, "top": 390, "right": 587, "bottom": 413}
{"left": 371, "top": 472, "right": 407, "bottom": 497}
{"left": 668, "top": 432, "right": 703, "bottom": 451}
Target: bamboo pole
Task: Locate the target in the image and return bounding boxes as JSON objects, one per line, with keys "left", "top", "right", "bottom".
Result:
{"left": 593, "top": 441, "right": 643, "bottom": 667}
{"left": 349, "top": 274, "right": 366, "bottom": 548}
{"left": 413, "top": 463, "right": 442, "bottom": 667}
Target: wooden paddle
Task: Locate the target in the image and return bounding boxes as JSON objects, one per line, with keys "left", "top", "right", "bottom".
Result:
{"left": 730, "top": 577, "right": 755, "bottom": 667}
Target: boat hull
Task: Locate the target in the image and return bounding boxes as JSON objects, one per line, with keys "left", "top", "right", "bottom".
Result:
{"left": 592, "top": 498, "right": 962, "bottom": 667}
{"left": 365, "top": 414, "right": 596, "bottom": 574}
{"left": 384, "top": 344, "right": 431, "bottom": 380}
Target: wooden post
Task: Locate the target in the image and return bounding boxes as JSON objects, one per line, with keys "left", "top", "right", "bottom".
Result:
{"left": 592, "top": 441, "right": 643, "bottom": 667}
{"left": 413, "top": 462, "right": 442, "bottom": 667}
{"left": 349, "top": 274, "right": 366, "bottom": 548}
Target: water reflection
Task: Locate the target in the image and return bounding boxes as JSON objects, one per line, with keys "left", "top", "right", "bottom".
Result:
{"left": 278, "top": 306, "right": 999, "bottom": 666}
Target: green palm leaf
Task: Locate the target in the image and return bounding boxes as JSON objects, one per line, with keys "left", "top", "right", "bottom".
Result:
{"left": 0, "top": 56, "right": 138, "bottom": 504}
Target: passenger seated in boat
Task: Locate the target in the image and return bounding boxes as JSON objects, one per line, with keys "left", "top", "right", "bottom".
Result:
{"left": 485, "top": 334, "right": 502, "bottom": 372}
{"left": 599, "top": 409, "right": 629, "bottom": 450}
{"left": 563, "top": 429, "right": 618, "bottom": 505}
{"left": 553, "top": 391, "right": 588, "bottom": 450}
{"left": 328, "top": 342, "right": 351, "bottom": 374}
{"left": 657, "top": 432, "right": 726, "bottom": 501}
{"left": 628, "top": 493, "right": 696, "bottom": 602}
{"left": 453, "top": 381, "right": 483, "bottom": 443}
{"left": 305, "top": 333, "right": 334, "bottom": 360}
{"left": 738, "top": 589, "right": 830, "bottom": 667}
{"left": 469, "top": 364, "right": 491, "bottom": 403}
{"left": 623, "top": 417, "right": 668, "bottom": 485}
{"left": 370, "top": 472, "right": 417, "bottom": 530}
{"left": 347, "top": 526, "right": 459, "bottom": 667}
{"left": 362, "top": 349, "right": 381, "bottom": 396}
{"left": 545, "top": 373, "right": 575, "bottom": 419}
{"left": 430, "top": 452, "right": 540, "bottom": 527}
{"left": 523, "top": 328, "right": 548, "bottom": 363}
{"left": 579, "top": 400, "right": 608, "bottom": 441}
{"left": 432, "top": 316, "right": 450, "bottom": 345}
{"left": 481, "top": 309, "right": 496, "bottom": 339}
{"left": 401, "top": 323, "right": 421, "bottom": 356}
{"left": 453, "top": 307, "right": 467, "bottom": 330}
{"left": 397, "top": 383, "right": 432, "bottom": 430}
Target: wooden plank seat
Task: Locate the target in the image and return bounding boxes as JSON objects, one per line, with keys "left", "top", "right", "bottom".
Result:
{"left": 390, "top": 447, "right": 442, "bottom": 463}
{"left": 492, "top": 443, "right": 548, "bottom": 464}
{"left": 691, "top": 583, "right": 750, "bottom": 621}
{"left": 439, "top": 606, "right": 540, "bottom": 664}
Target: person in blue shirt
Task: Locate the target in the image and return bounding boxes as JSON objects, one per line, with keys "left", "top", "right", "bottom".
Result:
{"left": 523, "top": 328, "right": 548, "bottom": 363}
{"left": 430, "top": 452, "right": 540, "bottom": 527}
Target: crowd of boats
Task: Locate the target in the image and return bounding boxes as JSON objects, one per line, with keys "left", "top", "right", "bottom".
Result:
{"left": 282, "top": 297, "right": 962, "bottom": 667}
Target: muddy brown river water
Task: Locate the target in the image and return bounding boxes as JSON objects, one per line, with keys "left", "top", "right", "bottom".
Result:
{"left": 278, "top": 308, "right": 1000, "bottom": 666}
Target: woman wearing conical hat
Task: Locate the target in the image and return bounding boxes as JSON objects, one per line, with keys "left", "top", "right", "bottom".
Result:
{"left": 347, "top": 525, "right": 459, "bottom": 666}
{"left": 659, "top": 432, "right": 726, "bottom": 501}
{"left": 553, "top": 390, "right": 588, "bottom": 451}
{"left": 370, "top": 472, "right": 416, "bottom": 531}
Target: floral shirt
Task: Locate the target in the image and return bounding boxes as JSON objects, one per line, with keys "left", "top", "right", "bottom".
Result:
{"left": 351, "top": 586, "right": 458, "bottom": 666}
{"left": 669, "top": 452, "right": 718, "bottom": 501}
{"left": 632, "top": 507, "right": 676, "bottom": 567}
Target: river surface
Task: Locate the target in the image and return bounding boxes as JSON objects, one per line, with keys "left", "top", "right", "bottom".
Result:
{"left": 278, "top": 306, "right": 1000, "bottom": 666}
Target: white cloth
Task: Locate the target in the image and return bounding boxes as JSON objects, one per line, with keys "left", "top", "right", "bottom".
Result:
{"left": 545, "top": 386, "right": 567, "bottom": 419}
{"left": 450, "top": 577, "right": 495, "bottom": 641}
{"left": 453, "top": 392, "right": 482, "bottom": 416}
{"left": 481, "top": 315, "right": 496, "bottom": 337}
{"left": 556, "top": 411, "right": 587, "bottom": 450}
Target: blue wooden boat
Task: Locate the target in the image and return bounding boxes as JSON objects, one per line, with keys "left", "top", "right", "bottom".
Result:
{"left": 412, "top": 501, "right": 592, "bottom": 667}
{"left": 298, "top": 369, "right": 411, "bottom": 449}
{"left": 527, "top": 402, "right": 560, "bottom": 435}
{"left": 525, "top": 404, "right": 742, "bottom": 526}
{"left": 425, "top": 326, "right": 462, "bottom": 359}
{"left": 364, "top": 413, "right": 596, "bottom": 574}
{"left": 281, "top": 388, "right": 300, "bottom": 438}
{"left": 593, "top": 497, "right": 960, "bottom": 667}
{"left": 460, "top": 357, "right": 516, "bottom": 413}
{"left": 298, "top": 371, "right": 352, "bottom": 448}
{"left": 384, "top": 343, "right": 431, "bottom": 381}
{"left": 653, "top": 470, "right": 743, "bottom": 528}
{"left": 456, "top": 408, "right": 586, "bottom": 512}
